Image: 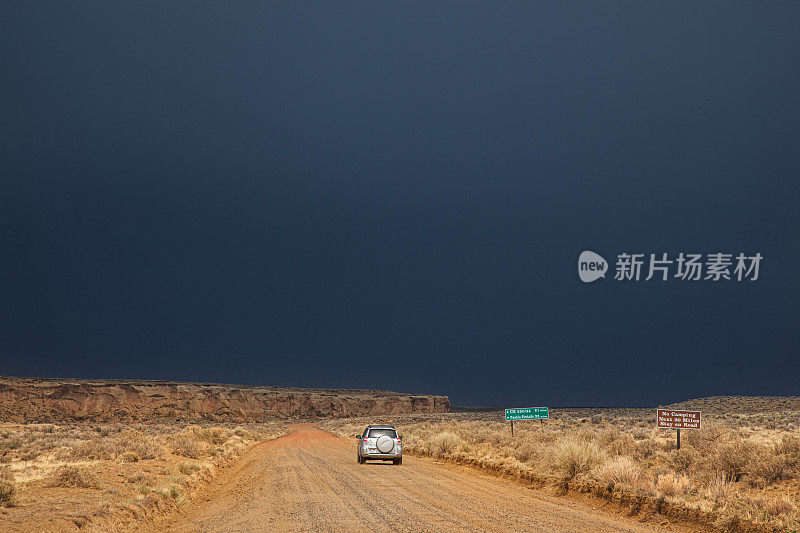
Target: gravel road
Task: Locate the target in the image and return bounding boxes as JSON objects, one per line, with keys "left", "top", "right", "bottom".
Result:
{"left": 147, "top": 424, "right": 670, "bottom": 532}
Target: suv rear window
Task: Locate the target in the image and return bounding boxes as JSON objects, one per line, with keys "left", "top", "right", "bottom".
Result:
{"left": 367, "top": 428, "right": 397, "bottom": 439}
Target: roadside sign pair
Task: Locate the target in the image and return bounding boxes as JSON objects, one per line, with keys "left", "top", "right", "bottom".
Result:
{"left": 503, "top": 407, "right": 700, "bottom": 449}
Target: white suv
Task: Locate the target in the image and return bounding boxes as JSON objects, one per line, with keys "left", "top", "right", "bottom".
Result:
{"left": 356, "top": 425, "right": 403, "bottom": 465}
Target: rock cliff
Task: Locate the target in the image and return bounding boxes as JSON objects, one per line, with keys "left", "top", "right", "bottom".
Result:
{"left": 0, "top": 376, "right": 449, "bottom": 422}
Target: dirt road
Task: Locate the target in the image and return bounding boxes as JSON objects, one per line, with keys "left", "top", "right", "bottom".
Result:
{"left": 146, "top": 424, "right": 669, "bottom": 532}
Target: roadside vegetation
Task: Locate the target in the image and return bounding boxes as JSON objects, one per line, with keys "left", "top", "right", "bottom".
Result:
{"left": 319, "top": 407, "right": 800, "bottom": 531}
{"left": 0, "top": 421, "right": 286, "bottom": 531}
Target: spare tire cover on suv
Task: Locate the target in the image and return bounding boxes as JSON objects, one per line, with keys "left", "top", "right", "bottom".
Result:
{"left": 376, "top": 435, "right": 394, "bottom": 453}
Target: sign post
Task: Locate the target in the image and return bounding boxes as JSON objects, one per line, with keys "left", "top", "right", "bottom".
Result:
{"left": 656, "top": 409, "right": 701, "bottom": 450}
{"left": 505, "top": 407, "right": 549, "bottom": 435}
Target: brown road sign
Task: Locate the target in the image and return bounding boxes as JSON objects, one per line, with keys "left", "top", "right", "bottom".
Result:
{"left": 657, "top": 409, "right": 701, "bottom": 430}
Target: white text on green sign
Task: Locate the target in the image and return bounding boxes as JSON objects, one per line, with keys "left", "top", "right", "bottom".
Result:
{"left": 505, "top": 407, "right": 549, "bottom": 421}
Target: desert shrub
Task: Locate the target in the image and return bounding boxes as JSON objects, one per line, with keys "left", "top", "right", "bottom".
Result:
{"left": 554, "top": 439, "right": 604, "bottom": 480}
{"left": 704, "top": 473, "right": 731, "bottom": 501}
{"left": 19, "top": 449, "right": 40, "bottom": 461}
{"left": 117, "top": 429, "right": 163, "bottom": 460}
{"left": 119, "top": 451, "right": 140, "bottom": 463}
{"left": 470, "top": 426, "right": 492, "bottom": 444}
{"left": 466, "top": 426, "right": 505, "bottom": 446}
{"left": 597, "top": 428, "right": 635, "bottom": 457}
{"left": 748, "top": 451, "right": 787, "bottom": 486}
{"left": 0, "top": 468, "right": 16, "bottom": 507}
{"left": 36, "top": 434, "right": 64, "bottom": 451}
{"left": 188, "top": 426, "right": 229, "bottom": 445}
{"left": 764, "top": 496, "right": 796, "bottom": 517}
{"left": 669, "top": 448, "right": 699, "bottom": 473}
{"left": 513, "top": 440, "right": 538, "bottom": 463}
{"left": 656, "top": 473, "right": 691, "bottom": 497}
{"left": 169, "top": 435, "right": 205, "bottom": 459}
{"left": 70, "top": 438, "right": 112, "bottom": 460}
{"left": 712, "top": 441, "right": 756, "bottom": 481}
{"left": 429, "top": 432, "right": 461, "bottom": 457}
{"left": 775, "top": 435, "right": 800, "bottom": 470}
{"left": 595, "top": 456, "right": 642, "bottom": 488}
{"left": 126, "top": 471, "right": 146, "bottom": 484}
{"left": 51, "top": 466, "right": 100, "bottom": 489}
{"left": 536, "top": 432, "right": 557, "bottom": 445}
{"left": 0, "top": 437, "right": 22, "bottom": 451}
{"left": 632, "top": 439, "right": 658, "bottom": 460}
{"left": 684, "top": 423, "right": 727, "bottom": 451}
{"left": 178, "top": 462, "right": 201, "bottom": 475}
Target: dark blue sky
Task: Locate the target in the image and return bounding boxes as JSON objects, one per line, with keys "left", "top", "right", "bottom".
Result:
{"left": 2, "top": 2, "right": 798, "bottom": 406}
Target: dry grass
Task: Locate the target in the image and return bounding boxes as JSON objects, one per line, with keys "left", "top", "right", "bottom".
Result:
{"left": 428, "top": 432, "right": 462, "bottom": 458}
{"left": 177, "top": 462, "right": 202, "bottom": 476}
{"left": 319, "top": 406, "right": 800, "bottom": 530}
{"left": 656, "top": 472, "right": 691, "bottom": 497}
{"left": 595, "top": 456, "right": 642, "bottom": 489}
{"left": 50, "top": 465, "right": 100, "bottom": 488}
{"left": 0, "top": 421, "right": 287, "bottom": 531}
{"left": 168, "top": 433, "right": 208, "bottom": 459}
{"left": 555, "top": 438, "right": 604, "bottom": 480}
{"left": 0, "top": 467, "right": 16, "bottom": 507}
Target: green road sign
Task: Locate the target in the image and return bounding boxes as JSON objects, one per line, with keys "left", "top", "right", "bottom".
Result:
{"left": 505, "top": 407, "right": 549, "bottom": 421}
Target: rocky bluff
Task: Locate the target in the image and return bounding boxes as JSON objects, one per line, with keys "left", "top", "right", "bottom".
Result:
{"left": 0, "top": 377, "right": 449, "bottom": 422}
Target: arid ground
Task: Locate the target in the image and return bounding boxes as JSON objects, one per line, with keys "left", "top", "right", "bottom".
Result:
{"left": 138, "top": 424, "right": 683, "bottom": 533}
{"left": 0, "top": 421, "right": 288, "bottom": 531}
{"left": 1, "top": 396, "right": 799, "bottom": 532}
{"left": 320, "top": 399, "right": 800, "bottom": 532}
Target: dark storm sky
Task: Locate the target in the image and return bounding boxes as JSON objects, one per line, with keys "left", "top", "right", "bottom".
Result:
{"left": 2, "top": 2, "right": 799, "bottom": 406}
